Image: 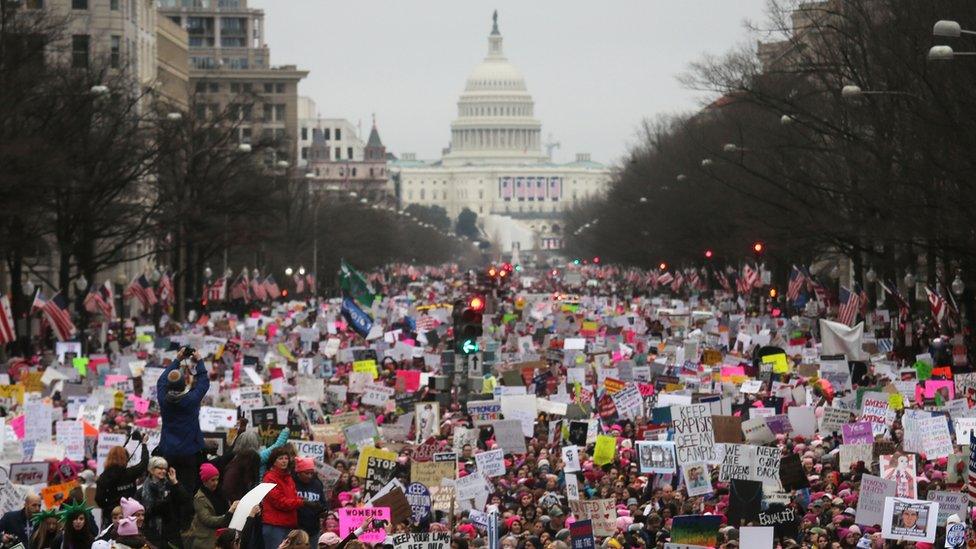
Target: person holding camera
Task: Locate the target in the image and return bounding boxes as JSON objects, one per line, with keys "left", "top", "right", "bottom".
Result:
{"left": 156, "top": 346, "right": 210, "bottom": 495}
{"left": 95, "top": 438, "right": 150, "bottom": 529}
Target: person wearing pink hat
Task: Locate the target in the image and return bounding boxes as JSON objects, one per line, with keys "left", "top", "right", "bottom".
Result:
{"left": 95, "top": 443, "right": 150, "bottom": 529}
{"left": 293, "top": 458, "right": 326, "bottom": 542}
{"left": 186, "top": 463, "right": 238, "bottom": 549}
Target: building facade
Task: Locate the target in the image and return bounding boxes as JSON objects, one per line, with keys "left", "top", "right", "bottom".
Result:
{"left": 305, "top": 117, "right": 392, "bottom": 203}
{"left": 390, "top": 13, "right": 610, "bottom": 253}
{"left": 158, "top": 0, "right": 307, "bottom": 163}
{"left": 296, "top": 97, "right": 370, "bottom": 167}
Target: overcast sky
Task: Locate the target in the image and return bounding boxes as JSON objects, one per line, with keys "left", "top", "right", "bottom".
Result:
{"left": 250, "top": 1, "right": 769, "bottom": 165}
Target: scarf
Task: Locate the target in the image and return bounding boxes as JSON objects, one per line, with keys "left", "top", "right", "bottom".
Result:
{"left": 201, "top": 485, "right": 229, "bottom": 516}
{"left": 140, "top": 477, "right": 169, "bottom": 536}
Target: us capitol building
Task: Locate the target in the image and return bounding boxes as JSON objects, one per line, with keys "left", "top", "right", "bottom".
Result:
{"left": 390, "top": 12, "right": 611, "bottom": 254}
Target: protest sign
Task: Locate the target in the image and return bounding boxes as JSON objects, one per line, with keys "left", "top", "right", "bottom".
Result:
{"left": 927, "top": 491, "right": 966, "bottom": 527}
{"left": 579, "top": 499, "right": 616, "bottom": 537}
{"left": 475, "top": 449, "right": 506, "bottom": 478}
{"left": 757, "top": 506, "right": 799, "bottom": 540}
{"left": 683, "top": 463, "right": 713, "bottom": 496}
{"left": 855, "top": 474, "right": 897, "bottom": 527}
{"left": 466, "top": 399, "right": 502, "bottom": 426}
{"left": 671, "top": 515, "right": 722, "bottom": 547}
{"left": 562, "top": 445, "right": 581, "bottom": 473}
{"left": 742, "top": 417, "right": 775, "bottom": 444}
{"left": 8, "top": 462, "right": 48, "bottom": 486}
{"left": 919, "top": 416, "right": 953, "bottom": 460}
{"left": 839, "top": 444, "right": 873, "bottom": 473}
{"left": 672, "top": 403, "right": 716, "bottom": 465}
{"left": 879, "top": 454, "right": 918, "bottom": 498}
{"left": 405, "top": 483, "right": 432, "bottom": 524}
{"left": 636, "top": 440, "right": 676, "bottom": 474}
{"left": 569, "top": 520, "right": 596, "bottom": 549}
{"left": 289, "top": 439, "right": 326, "bottom": 461}
{"left": 842, "top": 422, "right": 874, "bottom": 445}
{"left": 819, "top": 408, "right": 852, "bottom": 434}
{"left": 881, "top": 497, "right": 937, "bottom": 543}
{"left": 593, "top": 435, "right": 616, "bottom": 466}
{"left": 55, "top": 421, "right": 84, "bottom": 461}
{"left": 339, "top": 507, "right": 391, "bottom": 544}
{"left": 711, "top": 415, "right": 744, "bottom": 443}
{"left": 356, "top": 447, "right": 397, "bottom": 478}
{"left": 230, "top": 483, "right": 275, "bottom": 530}
{"left": 390, "top": 533, "right": 450, "bottom": 549}
{"left": 493, "top": 420, "right": 528, "bottom": 454}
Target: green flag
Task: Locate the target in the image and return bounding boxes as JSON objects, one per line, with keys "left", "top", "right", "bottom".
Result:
{"left": 339, "top": 259, "right": 376, "bottom": 308}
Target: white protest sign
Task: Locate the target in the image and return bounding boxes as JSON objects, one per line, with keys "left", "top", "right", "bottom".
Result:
{"left": 55, "top": 421, "right": 84, "bottom": 461}
{"left": 474, "top": 449, "right": 505, "bottom": 478}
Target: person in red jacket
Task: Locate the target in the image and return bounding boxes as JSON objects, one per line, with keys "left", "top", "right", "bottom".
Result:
{"left": 262, "top": 447, "right": 306, "bottom": 549}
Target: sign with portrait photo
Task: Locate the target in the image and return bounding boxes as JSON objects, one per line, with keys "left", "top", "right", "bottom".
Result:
{"left": 881, "top": 497, "right": 938, "bottom": 543}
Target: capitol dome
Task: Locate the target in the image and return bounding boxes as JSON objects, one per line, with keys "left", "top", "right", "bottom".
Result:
{"left": 443, "top": 12, "right": 548, "bottom": 167}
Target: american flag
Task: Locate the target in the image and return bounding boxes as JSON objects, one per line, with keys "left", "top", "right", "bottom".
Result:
{"left": 229, "top": 272, "right": 250, "bottom": 302}
{"left": 125, "top": 275, "right": 157, "bottom": 310}
{"left": 100, "top": 280, "right": 116, "bottom": 318}
{"left": 646, "top": 271, "right": 658, "bottom": 289}
{"left": 670, "top": 271, "right": 684, "bottom": 293}
{"left": 417, "top": 314, "right": 438, "bottom": 333}
{"left": 657, "top": 271, "right": 674, "bottom": 286}
{"left": 306, "top": 273, "right": 316, "bottom": 294}
{"left": 293, "top": 274, "right": 305, "bottom": 295}
{"left": 926, "top": 286, "right": 947, "bottom": 324}
{"left": 687, "top": 269, "right": 702, "bottom": 291}
{"left": 717, "top": 270, "right": 732, "bottom": 293}
{"left": 877, "top": 338, "right": 893, "bottom": 353}
{"left": 787, "top": 265, "right": 805, "bottom": 301}
{"left": 31, "top": 289, "right": 46, "bottom": 313}
{"left": 837, "top": 286, "right": 859, "bottom": 326}
{"left": 42, "top": 292, "right": 76, "bottom": 341}
{"left": 83, "top": 284, "right": 110, "bottom": 317}
{"left": 206, "top": 277, "right": 227, "bottom": 302}
{"left": 854, "top": 282, "right": 869, "bottom": 316}
{"left": 263, "top": 275, "right": 280, "bottom": 300}
{"left": 880, "top": 280, "right": 910, "bottom": 321}
{"left": 0, "top": 295, "right": 15, "bottom": 345}
{"left": 742, "top": 264, "right": 761, "bottom": 289}
{"left": 969, "top": 431, "right": 976, "bottom": 504}
{"left": 250, "top": 276, "right": 268, "bottom": 301}
{"left": 158, "top": 271, "right": 175, "bottom": 306}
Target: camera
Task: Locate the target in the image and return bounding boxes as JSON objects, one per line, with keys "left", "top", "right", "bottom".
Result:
{"left": 181, "top": 346, "right": 196, "bottom": 359}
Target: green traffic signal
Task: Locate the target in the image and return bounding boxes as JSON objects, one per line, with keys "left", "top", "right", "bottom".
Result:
{"left": 461, "top": 339, "right": 480, "bottom": 354}
{"left": 573, "top": 259, "right": 580, "bottom": 265}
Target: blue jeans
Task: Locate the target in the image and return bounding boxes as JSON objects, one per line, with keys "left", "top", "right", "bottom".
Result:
{"left": 263, "top": 525, "right": 292, "bottom": 549}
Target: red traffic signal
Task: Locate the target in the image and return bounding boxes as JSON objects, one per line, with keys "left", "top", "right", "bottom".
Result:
{"left": 752, "top": 241, "right": 765, "bottom": 254}
{"left": 704, "top": 249, "right": 713, "bottom": 259}
{"left": 659, "top": 262, "right": 668, "bottom": 271}
{"left": 488, "top": 266, "right": 497, "bottom": 277}
{"left": 592, "top": 256, "right": 600, "bottom": 264}
{"left": 469, "top": 296, "right": 485, "bottom": 312}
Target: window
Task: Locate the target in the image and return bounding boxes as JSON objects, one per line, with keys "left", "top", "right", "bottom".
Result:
{"left": 274, "top": 104, "right": 285, "bottom": 121}
{"left": 72, "top": 0, "right": 87, "bottom": 9}
{"left": 242, "top": 83, "right": 252, "bottom": 93}
{"left": 230, "top": 83, "right": 240, "bottom": 93}
{"left": 263, "top": 103, "right": 272, "bottom": 122}
{"left": 301, "top": 147, "right": 308, "bottom": 160}
{"left": 110, "top": 0, "right": 119, "bottom": 9}
{"left": 241, "top": 105, "right": 252, "bottom": 121}
{"left": 71, "top": 35, "right": 89, "bottom": 68}
{"left": 335, "top": 128, "right": 341, "bottom": 140}
{"left": 347, "top": 147, "right": 353, "bottom": 159}
{"left": 334, "top": 148, "right": 341, "bottom": 159}
{"left": 25, "top": 0, "right": 43, "bottom": 7}
{"left": 352, "top": 168, "right": 357, "bottom": 177}
{"left": 241, "top": 127, "right": 252, "bottom": 143}
{"left": 478, "top": 190, "right": 484, "bottom": 199}
{"left": 263, "top": 83, "right": 273, "bottom": 93}
{"left": 301, "top": 128, "right": 308, "bottom": 141}
{"left": 208, "top": 82, "right": 219, "bottom": 93}
{"left": 275, "top": 83, "right": 285, "bottom": 93}
{"left": 274, "top": 129, "right": 285, "bottom": 140}
{"left": 195, "top": 103, "right": 207, "bottom": 119}
{"left": 442, "top": 191, "right": 447, "bottom": 200}
{"left": 323, "top": 128, "right": 330, "bottom": 140}
{"left": 408, "top": 191, "right": 413, "bottom": 200}
{"left": 420, "top": 189, "right": 425, "bottom": 200}
{"left": 369, "top": 168, "right": 374, "bottom": 177}
{"left": 110, "top": 36, "right": 121, "bottom": 68}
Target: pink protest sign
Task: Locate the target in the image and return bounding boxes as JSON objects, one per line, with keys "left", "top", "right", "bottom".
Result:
{"left": 396, "top": 370, "right": 421, "bottom": 392}
{"left": 104, "top": 375, "right": 129, "bottom": 387}
{"left": 923, "top": 380, "right": 954, "bottom": 400}
{"left": 128, "top": 395, "right": 150, "bottom": 414}
{"left": 842, "top": 421, "right": 874, "bottom": 444}
{"left": 9, "top": 415, "right": 25, "bottom": 440}
{"left": 338, "top": 507, "right": 391, "bottom": 544}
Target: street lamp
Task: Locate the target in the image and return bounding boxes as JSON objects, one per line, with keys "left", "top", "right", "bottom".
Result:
{"left": 252, "top": 268, "right": 260, "bottom": 278}
{"left": 237, "top": 143, "right": 252, "bottom": 153}
{"left": 723, "top": 143, "right": 746, "bottom": 153}
{"left": 75, "top": 274, "right": 88, "bottom": 291}
{"left": 701, "top": 158, "right": 713, "bottom": 167}
{"left": 298, "top": 266, "right": 306, "bottom": 276}
{"left": 285, "top": 267, "right": 294, "bottom": 276}
{"left": 90, "top": 85, "right": 109, "bottom": 96}
{"left": 933, "top": 20, "right": 976, "bottom": 38}
{"left": 904, "top": 271, "right": 916, "bottom": 287}
{"left": 639, "top": 197, "right": 648, "bottom": 203}
{"left": 952, "top": 273, "right": 965, "bottom": 296}
{"left": 841, "top": 85, "right": 913, "bottom": 99}
{"left": 780, "top": 114, "right": 795, "bottom": 125}
{"left": 927, "top": 45, "right": 976, "bottom": 61}
{"left": 276, "top": 160, "right": 290, "bottom": 169}
{"left": 865, "top": 266, "right": 877, "bottom": 283}
{"left": 348, "top": 192, "right": 358, "bottom": 198}
{"left": 166, "top": 112, "right": 183, "bottom": 121}
{"left": 23, "top": 280, "right": 35, "bottom": 296}
{"left": 676, "top": 174, "right": 687, "bottom": 182}
{"left": 359, "top": 198, "right": 368, "bottom": 204}
{"left": 203, "top": 266, "right": 213, "bottom": 279}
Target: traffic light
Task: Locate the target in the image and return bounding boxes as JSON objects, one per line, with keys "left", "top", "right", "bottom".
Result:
{"left": 592, "top": 257, "right": 600, "bottom": 264}
{"left": 453, "top": 296, "right": 484, "bottom": 355}
{"left": 573, "top": 259, "right": 581, "bottom": 265}
{"left": 704, "top": 249, "right": 714, "bottom": 260}
{"left": 487, "top": 266, "right": 498, "bottom": 278}
{"left": 659, "top": 262, "right": 668, "bottom": 271}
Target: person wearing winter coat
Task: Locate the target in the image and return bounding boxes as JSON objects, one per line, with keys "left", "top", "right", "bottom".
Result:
{"left": 139, "top": 457, "right": 191, "bottom": 549}
{"left": 292, "top": 459, "right": 326, "bottom": 543}
{"left": 156, "top": 347, "right": 210, "bottom": 494}
{"left": 185, "top": 464, "right": 238, "bottom": 549}
{"left": 52, "top": 502, "right": 95, "bottom": 549}
{"left": 95, "top": 443, "right": 149, "bottom": 528}
{"left": 261, "top": 448, "right": 306, "bottom": 549}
